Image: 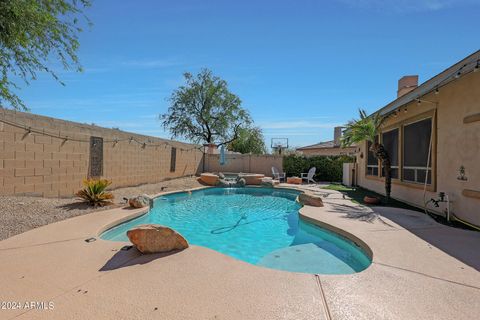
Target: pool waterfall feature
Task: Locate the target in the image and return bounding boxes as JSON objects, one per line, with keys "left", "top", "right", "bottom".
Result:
{"left": 199, "top": 172, "right": 267, "bottom": 187}
{"left": 101, "top": 187, "right": 372, "bottom": 274}
{"left": 217, "top": 173, "right": 246, "bottom": 187}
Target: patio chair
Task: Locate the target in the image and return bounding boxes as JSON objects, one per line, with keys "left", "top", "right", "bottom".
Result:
{"left": 271, "top": 166, "right": 286, "bottom": 182}
{"left": 301, "top": 167, "right": 316, "bottom": 184}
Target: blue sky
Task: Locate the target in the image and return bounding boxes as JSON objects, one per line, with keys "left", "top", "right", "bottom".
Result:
{"left": 18, "top": 0, "right": 480, "bottom": 148}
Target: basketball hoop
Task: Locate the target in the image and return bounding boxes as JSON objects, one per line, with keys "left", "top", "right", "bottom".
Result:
{"left": 271, "top": 138, "right": 288, "bottom": 155}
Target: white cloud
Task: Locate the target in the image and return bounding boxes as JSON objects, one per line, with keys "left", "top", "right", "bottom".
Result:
{"left": 258, "top": 119, "right": 342, "bottom": 130}
{"left": 28, "top": 88, "right": 167, "bottom": 110}
{"left": 335, "top": 0, "right": 475, "bottom": 12}
{"left": 257, "top": 117, "right": 345, "bottom": 146}
{"left": 264, "top": 131, "right": 327, "bottom": 137}
{"left": 30, "top": 97, "right": 158, "bottom": 110}
{"left": 121, "top": 58, "right": 182, "bottom": 69}
{"left": 137, "top": 114, "right": 160, "bottom": 119}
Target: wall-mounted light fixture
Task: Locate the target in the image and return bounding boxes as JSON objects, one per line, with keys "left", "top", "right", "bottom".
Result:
{"left": 457, "top": 165, "right": 468, "bottom": 181}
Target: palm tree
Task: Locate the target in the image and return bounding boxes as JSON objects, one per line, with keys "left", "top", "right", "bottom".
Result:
{"left": 342, "top": 109, "right": 391, "bottom": 202}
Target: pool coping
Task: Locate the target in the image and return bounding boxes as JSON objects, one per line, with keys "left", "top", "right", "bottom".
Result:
{"left": 94, "top": 184, "right": 480, "bottom": 281}
{"left": 1, "top": 184, "right": 479, "bottom": 320}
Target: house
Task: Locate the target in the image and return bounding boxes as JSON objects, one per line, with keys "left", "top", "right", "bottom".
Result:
{"left": 297, "top": 127, "right": 356, "bottom": 156}
{"left": 355, "top": 50, "right": 480, "bottom": 228}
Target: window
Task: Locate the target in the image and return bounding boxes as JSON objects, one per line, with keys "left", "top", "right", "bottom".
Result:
{"left": 381, "top": 129, "right": 399, "bottom": 179}
{"left": 366, "top": 136, "right": 379, "bottom": 176}
{"left": 403, "top": 118, "right": 432, "bottom": 184}
{"left": 170, "top": 147, "right": 177, "bottom": 172}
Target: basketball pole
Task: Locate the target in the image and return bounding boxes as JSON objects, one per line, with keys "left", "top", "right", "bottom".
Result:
{"left": 271, "top": 138, "right": 288, "bottom": 156}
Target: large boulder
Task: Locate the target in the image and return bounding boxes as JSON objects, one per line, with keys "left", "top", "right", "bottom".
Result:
{"left": 199, "top": 173, "right": 219, "bottom": 186}
{"left": 127, "top": 224, "right": 189, "bottom": 254}
{"left": 298, "top": 193, "right": 324, "bottom": 207}
{"left": 238, "top": 173, "right": 264, "bottom": 185}
{"left": 128, "top": 195, "right": 151, "bottom": 208}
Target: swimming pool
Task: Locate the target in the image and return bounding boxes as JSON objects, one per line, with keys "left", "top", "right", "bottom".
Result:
{"left": 101, "top": 187, "right": 371, "bottom": 274}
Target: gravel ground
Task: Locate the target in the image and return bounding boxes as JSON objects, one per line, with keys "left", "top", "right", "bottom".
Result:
{"left": 0, "top": 176, "right": 203, "bottom": 241}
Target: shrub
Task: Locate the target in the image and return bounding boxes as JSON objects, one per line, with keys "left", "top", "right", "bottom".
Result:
{"left": 283, "top": 155, "right": 355, "bottom": 182}
{"left": 76, "top": 179, "right": 114, "bottom": 207}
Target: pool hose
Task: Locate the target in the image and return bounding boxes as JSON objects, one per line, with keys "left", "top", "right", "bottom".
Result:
{"left": 451, "top": 213, "right": 480, "bottom": 231}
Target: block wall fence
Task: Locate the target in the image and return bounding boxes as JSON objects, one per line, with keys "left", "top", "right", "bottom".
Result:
{"left": 0, "top": 109, "right": 203, "bottom": 197}
{"left": 205, "top": 154, "right": 283, "bottom": 177}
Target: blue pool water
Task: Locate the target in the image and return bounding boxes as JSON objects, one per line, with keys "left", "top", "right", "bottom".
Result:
{"left": 101, "top": 187, "right": 371, "bottom": 274}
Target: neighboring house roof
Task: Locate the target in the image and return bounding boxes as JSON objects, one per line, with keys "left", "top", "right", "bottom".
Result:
{"left": 376, "top": 50, "right": 480, "bottom": 116}
{"left": 297, "top": 140, "right": 349, "bottom": 150}
{"left": 297, "top": 140, "right": 334, "bottom": 150}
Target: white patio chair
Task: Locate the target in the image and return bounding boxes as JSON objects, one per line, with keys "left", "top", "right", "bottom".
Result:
{"left": 301, "top": 167, "right": 316, "bottom": 184}
{"left": 271, "top": 166, "right": 286, "bottom": 182}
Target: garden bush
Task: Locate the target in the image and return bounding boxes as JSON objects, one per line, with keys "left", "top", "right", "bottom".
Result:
{"left": 282, "top": 154, "right": 355, "bottom": 182}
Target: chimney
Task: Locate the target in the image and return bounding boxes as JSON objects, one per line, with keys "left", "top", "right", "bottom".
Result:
{"left": 397, "top": 75, "right": 418, "bottom": 98}
{"left": 333, "top": 126, "right": 342, "bottom": 147}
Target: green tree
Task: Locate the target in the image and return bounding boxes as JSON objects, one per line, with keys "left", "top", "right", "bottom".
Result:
{"left": 228, "top": 126, "right": 266, "bottom": 154}
{"left": 161, "top": 69, "right": 251, "bottom": 146}
{"left": 0, "top": 0, "right": 91, "bottom": 111}
{"left": 341, "top": 109, "right": 392, "bottom": 202}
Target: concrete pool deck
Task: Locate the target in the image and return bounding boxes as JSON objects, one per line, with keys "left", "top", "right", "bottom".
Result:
{"left": 0, "top": 185, "right": 479, "bottom": 319}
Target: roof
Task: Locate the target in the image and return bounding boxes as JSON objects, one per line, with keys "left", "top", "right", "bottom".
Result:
{"left": 376, "top": 50, "right": 480, "bottom": 116}
{"left": 297, "top": 140, "right": 336, "bottom": 150}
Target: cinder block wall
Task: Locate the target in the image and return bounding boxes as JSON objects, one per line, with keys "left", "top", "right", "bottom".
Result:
{"left": 0, "top": 109, "right": 203, "bottom": 197}
{"left": 205, "top": 154, "right": 283, "bottom": 177}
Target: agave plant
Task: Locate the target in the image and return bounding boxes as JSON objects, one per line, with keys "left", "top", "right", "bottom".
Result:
{"left": 76, "top": 179, "right": 114, "bottom": 207}
{"left": 342, "top": 109, "right": 391, "bottom": 202}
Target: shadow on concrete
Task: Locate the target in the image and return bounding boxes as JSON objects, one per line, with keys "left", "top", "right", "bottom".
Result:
{"left": 374, "top": 207, "right": 480, "bottom": 271}
{"left": 326, "top": 185, "right": 424, "bottom": 212}
{"left": 99, "top": 247, "right": 184, "bottom": 271}
{"left": 328, "top": 202, "right": 480, "bottom": 271}
{"left": 326, "top": 202, "right": 396, "bottom": 228}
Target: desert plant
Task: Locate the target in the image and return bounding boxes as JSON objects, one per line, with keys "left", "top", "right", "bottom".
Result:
{"left": 76, "top": 179, "right": 114, "bottom": 207}
{"left": 341, "top": 109, "right": 391, "bottom": 202}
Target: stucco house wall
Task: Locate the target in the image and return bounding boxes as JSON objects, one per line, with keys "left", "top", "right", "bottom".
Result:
{"left": 356, "top": 71, "right": 480, "bottom": 226}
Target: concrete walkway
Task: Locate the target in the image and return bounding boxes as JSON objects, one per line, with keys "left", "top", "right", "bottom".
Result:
{"left": 0, "top": 186, "right": 479, "bottom": 319}
{"left": 297, "top": 185, "right": 480, "bottom": 320}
